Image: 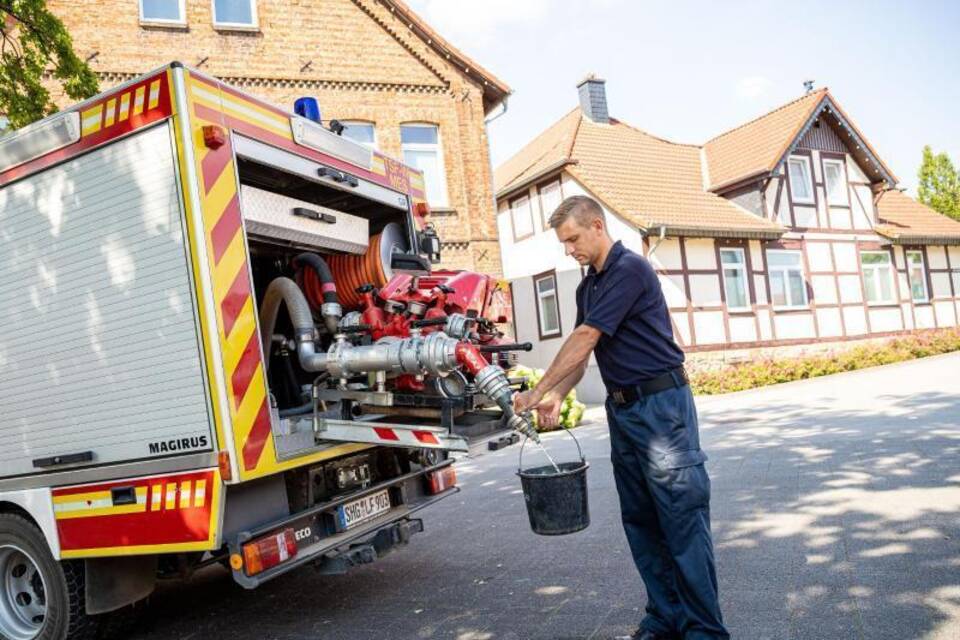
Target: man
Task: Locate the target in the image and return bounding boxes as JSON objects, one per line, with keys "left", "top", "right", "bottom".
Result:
{"left": 513, "top": 196, "right": 728, "bottom": 640}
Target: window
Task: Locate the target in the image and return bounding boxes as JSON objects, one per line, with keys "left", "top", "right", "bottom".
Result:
{"left": 340, "top": 121, "right": 376, "bottom": 150}
{"left": 861, "top": 251, "right": 896, "bottom": 305}
{"left": 787, "top": 156, "right": 814, "bottom": 204}
{"left": 767, "top": 250, "right": 808, "bottom": 308}
{"left": 401, "top": 124, "right": 447, "bottom": 207}
{"left": 823, "top": 158, "right": 848, "bottom": 206}
{"left": 720, "top": 248, "right": 750, "bottom": 310}
{"left": 140, "top": 0, "right": 185, "bottom": 24}
{"left": 906, "top": 250, "right": 928, "bottom": 303}
{"left": 534, "top": 272, "right": 562, "bottom": 338}
{"left": 213, "top": 0, "right": 257, "bottom": 28}
{"left": 538, "top": 180, "right": 562, "bottom": 230}
{"left": 510, "top": 195, "right": 534, "bottom": 241}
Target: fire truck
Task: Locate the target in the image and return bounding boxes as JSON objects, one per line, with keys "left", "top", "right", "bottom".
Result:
{"left": 0, "top": 62, "right": 534, "bottom": 639}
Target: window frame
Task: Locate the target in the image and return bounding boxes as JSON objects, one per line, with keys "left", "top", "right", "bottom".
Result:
{"left": 766, "top": 249, "right": 809, "bottom": 310}
{"left": 211, "top": 0, "right": 259, "bottom": 31}
{"left": 536, "top": 179, "right": 563, "bottom": 231}
{"left": 719, "top": 247, "right": 751, "bottom": 311}
{"left": 822, "top": 157, "right": 849, "bottom": 206}
{"left": 509, "top": 194, "right": 535, "bottom": 242}
{"left": 951, "top": 268, "right": 960, "bottom": 299}
{"left": 400, "top": 122, "right": 448, "bottom": 207}
{"left": 533, "top": 270, "right": 563, "bottom": 340}
{"left": 905, "top": 249, "right": 929, "bottom": 303}
{"left": 860, "top": 250, "right": 897, "bottom": 306}
{"left": 787, "top": 155, "right": 815, "bottom": 205}
{"left": 339, "top": 120, "right": 377, "bottom": 151}
{"left": 139, "top": 0, "right": 187, "bottom": 26}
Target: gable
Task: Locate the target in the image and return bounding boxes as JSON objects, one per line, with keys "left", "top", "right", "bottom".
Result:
{"left": 796, "top": 117, "right": 846, "bottom": 153}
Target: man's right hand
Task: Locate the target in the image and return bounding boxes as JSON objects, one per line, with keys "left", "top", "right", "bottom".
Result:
{"left": 535, "top": 392, "right": 563, "bottom": 429}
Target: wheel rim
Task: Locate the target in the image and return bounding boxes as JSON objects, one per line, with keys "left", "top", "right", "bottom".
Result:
{"left": 0, "top": 545, "right": 47, "bottom": 640}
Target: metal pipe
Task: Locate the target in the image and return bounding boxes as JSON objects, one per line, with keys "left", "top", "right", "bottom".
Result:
{"left": 259, "top": 277, "right": 327, "bottom": 372}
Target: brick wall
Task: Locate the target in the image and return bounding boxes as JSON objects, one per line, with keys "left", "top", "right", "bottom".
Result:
{"left": 47, "top": 0, "right": 501, "bottom": 274}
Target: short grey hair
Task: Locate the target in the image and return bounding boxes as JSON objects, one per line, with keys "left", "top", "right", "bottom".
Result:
{"left": 548, "top": 195, "right": 606, "bottom": 229}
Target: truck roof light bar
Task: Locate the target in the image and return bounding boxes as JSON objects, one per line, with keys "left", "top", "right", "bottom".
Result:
{"left": 290, "top": 115, "right": 373, "bottom": 170}
{"left": 0, "top": 111, "right": 81, "bottom": 174}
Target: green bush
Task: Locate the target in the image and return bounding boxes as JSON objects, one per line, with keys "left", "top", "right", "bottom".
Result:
{"left": 510, "top": 365, "right": 587, "bottom": 432}
{"left": 690, "top": 328, "right": 960, "bottom": 395}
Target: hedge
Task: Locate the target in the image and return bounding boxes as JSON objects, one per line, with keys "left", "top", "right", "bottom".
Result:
{"left": 690, "top": 328, "right": 960, "bottom": 395}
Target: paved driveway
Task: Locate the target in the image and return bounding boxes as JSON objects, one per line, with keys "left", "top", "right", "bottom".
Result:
{"left": 132, "top": 353, "right": 960, "bottom": 640}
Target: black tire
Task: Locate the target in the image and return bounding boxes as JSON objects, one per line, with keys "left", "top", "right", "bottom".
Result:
{"left": 0, "top": 513, "right": 97, "bottom": 640}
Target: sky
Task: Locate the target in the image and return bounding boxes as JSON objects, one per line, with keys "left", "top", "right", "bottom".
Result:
{"left": 406, "top": 0, "right": 960, "bottom": 194}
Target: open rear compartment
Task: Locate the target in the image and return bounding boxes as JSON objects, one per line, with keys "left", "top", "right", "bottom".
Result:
{"left": 231, "top": 135, "right": 535, "bottom": 473}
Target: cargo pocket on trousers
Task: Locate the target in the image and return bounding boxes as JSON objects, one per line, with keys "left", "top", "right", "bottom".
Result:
{"left": 658, "top": 449, "right": 710, "bottom": 514}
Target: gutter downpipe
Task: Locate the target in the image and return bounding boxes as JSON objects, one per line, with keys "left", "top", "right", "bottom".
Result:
{"left": 647, "top": 226, "right": 667, "bottom": 256}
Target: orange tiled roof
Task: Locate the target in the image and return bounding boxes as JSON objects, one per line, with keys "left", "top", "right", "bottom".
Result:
{"left": 875, "top": 190, "right": 960, "bottom": 244}
{"left": 496, "top": 110, "right": 783, "bottom": 238}
{"left": 702, "top": 89, "right": 827, "bottom": 191}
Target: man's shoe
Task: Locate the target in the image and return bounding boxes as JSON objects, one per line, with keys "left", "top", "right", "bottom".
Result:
{"left": 613, "top": 628, "right": 678, "bottom": 640}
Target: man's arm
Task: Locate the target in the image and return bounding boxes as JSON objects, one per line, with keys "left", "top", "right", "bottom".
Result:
{"left": 514, "top": 324, "right": 601, "bottom": 413}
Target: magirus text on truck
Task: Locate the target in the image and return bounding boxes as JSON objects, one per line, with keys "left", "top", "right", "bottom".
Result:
{"left": 0, "top": 62, "right": 535, "bottom": 640}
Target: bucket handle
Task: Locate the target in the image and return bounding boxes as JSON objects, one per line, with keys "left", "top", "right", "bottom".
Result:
{"left": 517, "top": 416, "right": 585, "bottom": 473}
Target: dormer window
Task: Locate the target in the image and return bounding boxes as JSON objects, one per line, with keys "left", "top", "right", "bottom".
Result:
{"left": 787, "top": 156, "right": 814, "bottom": 204}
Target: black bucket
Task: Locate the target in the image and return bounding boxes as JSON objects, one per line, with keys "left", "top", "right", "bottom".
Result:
{"left": 517, "top": 429, "right": 590, "bottom": 536}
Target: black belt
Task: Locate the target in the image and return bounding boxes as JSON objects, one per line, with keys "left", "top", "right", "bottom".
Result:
{"left": 608, "top": 367, "right": 688, "bottom": 405}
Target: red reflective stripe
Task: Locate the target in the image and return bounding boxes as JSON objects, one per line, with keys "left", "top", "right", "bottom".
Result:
{"left": 220, "top": 264, "right": 251, "bottom": 337}
{"left": 210, "top": 194, "right": 241, "bottom": 265}
{"left": 230, "top": 331, "right": 262, "bottom": 408}
{"left": 200, "top": 143, "right": 231, "bottom": 195}
{"left": 413, "top": 431, "right": 439, "bottom": 445}
{"left": 374, "top": 427, "right": 399, "bottom": 441}
{"left": 242, "top": 400, "right": 272, "bottom": 470}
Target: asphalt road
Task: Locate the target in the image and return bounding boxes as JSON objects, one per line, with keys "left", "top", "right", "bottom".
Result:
{"left": 130, "top": 353, "right": 960, "bottom": 640}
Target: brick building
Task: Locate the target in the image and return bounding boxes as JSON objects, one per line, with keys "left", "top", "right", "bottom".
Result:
{"left": 46, "top": 0, "right": 509, "bottom": 273}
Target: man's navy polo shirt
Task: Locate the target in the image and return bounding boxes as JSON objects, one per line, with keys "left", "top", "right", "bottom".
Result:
{"left": 575, "top": 241, "right": 684, "bottom": 389}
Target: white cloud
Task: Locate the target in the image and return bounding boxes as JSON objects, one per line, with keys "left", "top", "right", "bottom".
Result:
{"left": 736, "top": 76, "right": 774, "bottom": 100}
{"left": 407, "top": 0, "right": 550, "bottom": 47}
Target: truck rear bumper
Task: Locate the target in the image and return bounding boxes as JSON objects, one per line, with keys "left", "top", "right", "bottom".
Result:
{"left": 228, "top": 461, "right": 456, "bottom": 588}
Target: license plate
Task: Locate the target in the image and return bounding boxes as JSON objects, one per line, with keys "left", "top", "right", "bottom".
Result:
{"left": 335, "top": 489, "right": 391, "bottom": 531}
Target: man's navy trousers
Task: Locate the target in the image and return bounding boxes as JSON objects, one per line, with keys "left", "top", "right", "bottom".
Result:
{"left": 605, "top": 383, "right": 729, "bottom": 639}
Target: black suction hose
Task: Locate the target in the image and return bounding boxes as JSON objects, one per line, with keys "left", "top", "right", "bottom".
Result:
{"left": 293, "top": 252, "right": 339, "bottom": 305}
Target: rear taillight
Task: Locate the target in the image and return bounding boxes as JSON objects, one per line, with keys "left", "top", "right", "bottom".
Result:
{"left": 241, "top": 528, "right": 297, "bottom": 576}
{"left": 426, "top": 467, "right": 457, "bottom": 495}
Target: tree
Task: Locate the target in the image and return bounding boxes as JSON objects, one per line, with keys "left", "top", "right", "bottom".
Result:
{"left": 0, "top": 0, "right": 98, "bottom": 130}
{"left": 917, "top": 145, "right": 960, "bottom": 221}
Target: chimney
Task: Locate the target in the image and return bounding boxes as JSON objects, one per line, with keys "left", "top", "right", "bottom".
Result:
{"left": 577, "top": 74, "right": 609, "bottom": 123}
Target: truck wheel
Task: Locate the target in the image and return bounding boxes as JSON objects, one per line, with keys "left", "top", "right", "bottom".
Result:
{"left": 0, "top": 514, "right": 96, "bottom": 640}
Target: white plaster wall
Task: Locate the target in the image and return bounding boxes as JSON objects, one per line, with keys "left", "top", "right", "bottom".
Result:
{"left": 833, "top": 243, "right": 859, "bottom": 272}
{"left": 893, "top": 246, "right": 906, "bottom": 270}
{"left": 847, "top": 156, "right": 869, "bottom": 182}
{"left": 757, "top": 309, "right": 772, "bottom": 340}
{"left": 806, "top": 243, "right": 834, "bottom": 271}
{"left": 838, "top": 275, "right": 863, "bottom": 303}
{"left": 897, "top": 273, "right": 911, "bottom": 302}
{"left": 932, "top": 272, "right": 952, "bottom": 299}
{"left": 815, "top": 186, "right": 827, "bottom": 227}
{"left": 811, "top": 275, "right": 839, "bottom": 304}
{"left": 794, "top": 206, "right": 817, "bottom": 228}
{"left": 829, "top": 208, "right": 851, "bottom": 229}
{"left": 850, "top": 187, "right": 873, "bottom": 230}
{"left": 688, "top": 274, "right": 722, "bottom": 306}
{"left": 773, "top": 313, "right": 816, "bottom": 339}
{"left": 934, "top": 301, "right": 957, "bottom": 327}
{"left": 764, "top": 180, "right": 779, "bottom": 218}
{"left": 749, "top": 240, "right": 764, "bottom": 270}
{"left": 948, "top": 246, "right": 960, "bottom": 267}
{"left": 729, "top": 316, "right": 757, "bottom": 343}
{"left": 901, "top": 304, "right": 915, "bottom": 330}
{"left": 915, "top": 305, "right": 936, "bottom": 329}
{"left": 816, "top": 307, "right": 844, "bottom": 338}
{"left": 928, "top": 246, "right": 949, "bottom": 270}
{"left": 671, "top": 312, "right": 691, "bottom": 346}
{"left": 693, "top": 311, "right": 726, "bottom": 344}
{"left": 842, "top": 306, "right": 868, "bottom": 335}
{"left": 685, "top": 239, "right": 717, "bottom": 270}
{"left": 811, "top": 150, "right": 823, "bottom": 182}
{"left": 660, "top": 274, "right": 687, "bottom": 308}
{"left": 648, "top": 238, "right": 683, "bottom": 271}
{"left": 777, "top": 187, "right": 791, "bottom": 224}
{"left": 753, "top": 275, "right": 768, "bottom": 304}
{"left": 868, "top": 307, "right": 903, "bottom": 333}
